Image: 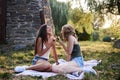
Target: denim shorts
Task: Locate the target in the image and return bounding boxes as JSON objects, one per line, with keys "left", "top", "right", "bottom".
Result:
{"left": 32, "top": 56, "right": 48, "bottom": 65}
{"left": 72, "top": 57, "right": 84, "bottom": 67}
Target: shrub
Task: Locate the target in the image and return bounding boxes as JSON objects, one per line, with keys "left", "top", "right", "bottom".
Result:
{"left": 113, "top": 39, "right": 120, "bottom": 49}
{"left": 92, "top": 32, "right": 99, "bottom": 41}
{"left": 103, "top": 36, "right": 111, "bottom": 42}
{"left": 76, "top": 29, "right": 91, "bottom": 41}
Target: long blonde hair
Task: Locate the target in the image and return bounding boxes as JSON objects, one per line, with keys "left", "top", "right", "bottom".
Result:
{"left": 62, "top": 24, "right": 77, "bottom": 41}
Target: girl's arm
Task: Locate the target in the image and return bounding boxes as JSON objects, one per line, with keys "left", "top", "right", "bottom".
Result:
{"left": 57, "top": 36, "right": 74, "bottom": 61}
{"left": 52, "top": 41, "right": 59, "bottom": 65}
{"left": 66, "top": 36, "right": 74, "bottom": 61}
{"left": 57, "top": 37, "right": 67, "bottom": 52}
{"left": 66, "top": 54, "right": 71, "bottom": 61}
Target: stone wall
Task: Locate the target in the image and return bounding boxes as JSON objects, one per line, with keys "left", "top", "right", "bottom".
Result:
{"left": 6, "top": 0, "right": 53, "bottom": 48}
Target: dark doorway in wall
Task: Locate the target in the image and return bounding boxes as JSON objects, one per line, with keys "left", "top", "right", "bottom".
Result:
{"left": 0, "top": 0, "right": 7, "bottom": 44}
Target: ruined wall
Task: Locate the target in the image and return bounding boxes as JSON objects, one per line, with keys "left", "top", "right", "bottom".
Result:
{"left": 6, "top": 0, "right": 53, "bottom": 49}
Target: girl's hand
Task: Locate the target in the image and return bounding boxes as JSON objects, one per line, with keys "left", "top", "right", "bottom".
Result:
{"left": 48, "top": 36, "right": 56, "bottom": 47}
{"left": 56, "top": 62, "right": 59, "bottom": 65}
{"left": 56, "top": 36, "right": 61, "bottom": 41}
{"left": 54, "top": 35, "right": 60, "bottom": 41}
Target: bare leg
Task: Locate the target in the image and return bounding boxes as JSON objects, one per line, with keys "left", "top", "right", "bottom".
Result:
{"left": 52, "top": 61, "right": 83, "bottom": 74}
{"left": 26, "top": 60, "right": 52, "bottom": 72}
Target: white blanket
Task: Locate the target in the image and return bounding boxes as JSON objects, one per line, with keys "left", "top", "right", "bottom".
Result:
{"left": 14, "top": 59, "right": 101, "bottom": 79}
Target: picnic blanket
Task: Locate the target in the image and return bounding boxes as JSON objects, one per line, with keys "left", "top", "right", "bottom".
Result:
{"left": 14, "top": 59, "right": 101, "bottom": 80}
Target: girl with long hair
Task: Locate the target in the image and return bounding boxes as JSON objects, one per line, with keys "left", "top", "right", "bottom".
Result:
{"left": 52, "top": 24, "right": 96, "bottom": 76}
{"left": 14, "top": 24, "right": 59, "bottom": 72}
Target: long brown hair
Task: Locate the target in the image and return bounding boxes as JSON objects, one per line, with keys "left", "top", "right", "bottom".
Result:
{"left": 34, "top": 24, "right": 48, "bottom": 55}
{"left": 62, "top": 24, "right": 77, "bottom": 41}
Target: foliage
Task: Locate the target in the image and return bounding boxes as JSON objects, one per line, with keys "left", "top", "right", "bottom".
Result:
{"left": 108, "top": 19, "right": 120, "bottom": 38}
{"left": 76, "top": 28, "right": 91, "bottom": 41}
{"left": 85, "top": 0, "right": 120, "bottom": 14}
{"left": 68, "top": 8, "right": 94, "bottom": 35}
{"left": 67, "top": 8, "right": 94, "bottom": 40}
{"left": 92, "top": 31, "right": 99, "bottom": 41}
{"left": 103, "top": 36, "right": 111, "bottom": 42}
{"left": 93, "top": 13, "right": 105, "bottom": 29}
{"left": 0, "top": 72, "right": 12, "bottom": 79}
{"left": 113, "top": 39, "right": 120, "bottom": 49}
{"left": 101, "top": 19, "right": 120, "bottom": 39}
{"left": 49, "top": 0, "right": 70, "bottom": 36}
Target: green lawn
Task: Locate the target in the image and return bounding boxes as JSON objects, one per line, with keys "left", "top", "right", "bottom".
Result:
{"left": 0, "top": 41, "right": 120, "bottom": 80}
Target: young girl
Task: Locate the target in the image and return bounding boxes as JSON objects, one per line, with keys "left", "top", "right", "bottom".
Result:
{"left": 52, "top": 24, "right": 96, "bottom": 76}
{"left": 14, "top": 24, "right": 59, "bottom": 72}
{"left": 52, "top": 24, "right": 84, "bottom": 74}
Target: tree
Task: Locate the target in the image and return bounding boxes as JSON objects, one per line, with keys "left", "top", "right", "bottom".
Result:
{"left": 100, "top": 18, "right": 120, "bottom": 40}
{"left": 68, "top": 8, "right": 94, "bottom": 40}
{"left": 49, "top": 0, "right": 70, "bottom": 35}
{"left": 68, "top": 8, "right": 94, "bottom": 34}
{"left": 109, "top": 19, "right": 120, "bottom": 38}
{"left": 85, "top": 0, "right": 120, "bottom": 15}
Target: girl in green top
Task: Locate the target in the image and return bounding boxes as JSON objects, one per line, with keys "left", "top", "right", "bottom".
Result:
{"left": 52, "top": 24, "right": 84, "bottom": 74}
{"left": 52, "top": 24, "right": 96, "bottom": 76}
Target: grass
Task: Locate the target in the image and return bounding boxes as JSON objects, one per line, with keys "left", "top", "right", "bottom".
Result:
{"left": 0, "top": 41, "right": 120, "bottom": 80}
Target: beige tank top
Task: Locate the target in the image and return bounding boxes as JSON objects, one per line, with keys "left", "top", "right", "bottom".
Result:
{"left": 40, "top": 44, "right": 51, "bottom": 59}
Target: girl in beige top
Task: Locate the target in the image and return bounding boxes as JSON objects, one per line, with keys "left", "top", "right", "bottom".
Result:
{"left": 14, "top": 24, "right": 59, "bottom": 72}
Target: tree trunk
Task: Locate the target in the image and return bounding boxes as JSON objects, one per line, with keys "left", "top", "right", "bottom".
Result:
{"left": 117, "top": 0, "right": 120, "bottom": 14}
{"left": 42, "top": 0, "right": 54, "bottom": 27}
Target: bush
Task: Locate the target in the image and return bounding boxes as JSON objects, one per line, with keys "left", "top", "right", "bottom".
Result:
{"left": 103, "top": 36, "right": 111, "bottom": 42}
{"left": 92, "top": 32, "right": 99, "bottom": 41}
{"left": 76, "top": 29, "right": 91, "bottom": 41}
{"left": 113, "top": 39, "right": 120, "bottom": 49}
